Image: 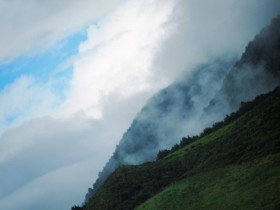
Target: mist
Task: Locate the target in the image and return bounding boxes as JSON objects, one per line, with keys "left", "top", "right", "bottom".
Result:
{"left": 0, "top": 0, "right": 279, "bottom": 209}
{"left": 86, "top": 6, "right": 280, "bottom": 201}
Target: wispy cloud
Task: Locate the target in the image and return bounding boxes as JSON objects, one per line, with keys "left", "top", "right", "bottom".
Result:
{"left": 0, "top": 0, "right": 121, "bottom": 62}
{"left": 0, "top": 76, "right": 58, "bottom": 133}
{"left": 0, "top": 0, "right": 279, "bottom": 209}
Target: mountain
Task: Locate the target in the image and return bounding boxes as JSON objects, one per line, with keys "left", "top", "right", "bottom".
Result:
{"left": 85, "top": 59, "right": 234, "bottom": 198}
{"left": 84, "top": 15, "right": 280, "bottom": 202}
{"left": 206, "top": 15, "right": 280, "bottom": 119}
{"left": 82, "top": 85, "right": 280, "bottom": 210}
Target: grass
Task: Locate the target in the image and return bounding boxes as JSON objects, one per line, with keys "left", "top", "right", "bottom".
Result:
{"left": 136, "top": 154, "right": 280, "bottom": 210}
{"left": 164, "top": 124, "right": 232, "bottom": 162}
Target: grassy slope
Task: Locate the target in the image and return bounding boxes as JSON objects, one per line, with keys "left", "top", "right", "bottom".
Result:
{"left": 85, "top": 88, "right": 280, "bottom": 210}
{"left": 136, "top": 155, "right": 280, "bottom": 210}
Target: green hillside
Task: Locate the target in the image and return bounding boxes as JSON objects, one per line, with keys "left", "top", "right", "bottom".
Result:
{"left": 83, "top": 16, "right": 280, "bottom": 203}
{"left": 136, "top": 155, "right": 280, "bottom": 210}
{"left": 81, "top": 87, "right": 280, "bottom": 210}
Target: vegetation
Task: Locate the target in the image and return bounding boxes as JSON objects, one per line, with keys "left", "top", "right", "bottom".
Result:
{"left": 157, "top": 88, "right": 276, "bottom": 161}
{"left": 71, "top": 206, "right": 85, "bottom": 210}
{"left": 78, "top": 87, "right": 280, "bottom": 210}
{"left": 137, "top": 155, "right": 280, "bottom": 210}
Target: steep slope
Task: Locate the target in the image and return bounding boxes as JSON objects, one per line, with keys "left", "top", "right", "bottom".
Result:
{"left": 137, "top": 156, "right": 280, "bottom": 210}
{"left": 86, "top": 60, "right": 233, "bottom": 198}
{"left": 207, "top": 15, "right": 280, "bottom": 120}
{"left": 85, "top": 15, "right": 280, "bottom": 200}
{"left": 84, "top": 86, "right": 280, "bottom": 210}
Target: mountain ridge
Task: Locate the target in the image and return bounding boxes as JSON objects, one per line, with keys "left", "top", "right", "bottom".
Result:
{"left": 207, "top": 15, "right": 280, "bottom": 116}
{"left": 86, "top": 59, "right": 233, "bottom": 198}
{"left": 82, "top": 85, "right": 280, "bottom": 210}
{"left": 82, "top": 14, "right": 280, "bottom": 207}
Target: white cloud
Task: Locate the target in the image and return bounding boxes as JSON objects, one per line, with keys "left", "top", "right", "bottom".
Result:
{"left": 0, "top": 0, "right": 279, "bottom": 210}
{"left": 0, "top": 0, "right": 121, "bottom": 62}
{"left": 0, "top": 76, "right": 58, "bottom": 133}
{"left": 0, "top": 1, "right": 176, "bottom": 209}
{"left": 58, "top": 0, "right": 174, "bottom": 119}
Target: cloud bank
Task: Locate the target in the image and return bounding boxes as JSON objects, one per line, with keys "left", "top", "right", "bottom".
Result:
{"left": 0, "top": 0, "right": 279, "bottom": 209}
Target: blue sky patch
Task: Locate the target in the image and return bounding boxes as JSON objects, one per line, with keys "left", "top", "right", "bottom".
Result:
{"left": 0, "top": 30, "right": 87, "bottom": 90}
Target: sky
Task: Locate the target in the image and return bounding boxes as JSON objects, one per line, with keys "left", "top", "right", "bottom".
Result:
{"left": 0, "top": 0, "right": 279, "bottom": 209}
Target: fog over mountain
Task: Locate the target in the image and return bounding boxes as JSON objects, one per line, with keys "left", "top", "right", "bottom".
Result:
{"left": 86, "top": 13, "right": 280, "bottom": 201}
{"left": 87, "top": 59, "right": 234, "bottom": 197}
{"left": 0, "top": 1, "right": 279, "bottom": 210}
{"left": 206, "top": 15, "right": 280, "bottom": 121}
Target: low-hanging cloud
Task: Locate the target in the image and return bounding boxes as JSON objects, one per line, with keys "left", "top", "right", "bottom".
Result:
{"left": 151, "top": 0, "right": 280, "bottom": 82}
{"left": 0, "top": 0, "right": 280, "bottom": 209}
{"left": 85, "top": 0, "right": 280, "bottom": 200}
